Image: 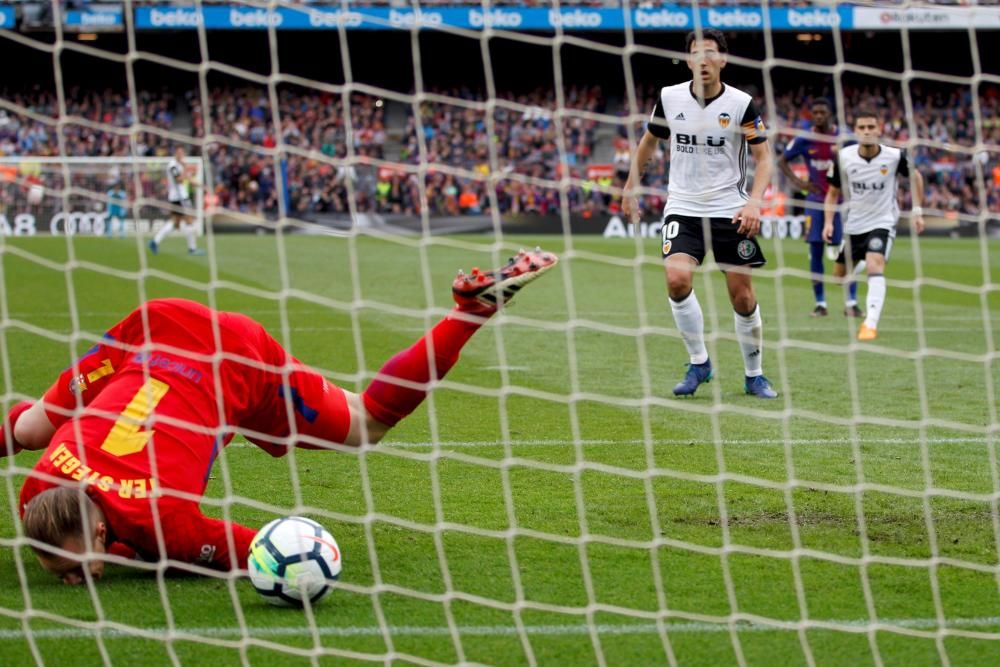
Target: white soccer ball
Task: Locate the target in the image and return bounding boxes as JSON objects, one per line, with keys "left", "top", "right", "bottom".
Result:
{"left": 247, "top": 516, "right": 342, "bottom": 607}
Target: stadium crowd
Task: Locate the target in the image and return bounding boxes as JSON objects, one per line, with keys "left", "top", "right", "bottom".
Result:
{"left": 0, "top": 81, "right": 997, "bottom": 225}
{"left": 394, "top": 86, "right": 604, "bottom": 217}
{"left": 0, "top": 87, "right": 181, "bottom": 211}
{"left": 0, "top": 87, "right": 175, "bottom": 158}
{"left": 188, "top": 87, "right": 388, "bottom": 216}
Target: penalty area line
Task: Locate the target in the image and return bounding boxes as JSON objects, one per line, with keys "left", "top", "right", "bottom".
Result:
{"left": 379, "top": 436, "right": 992, "bottom": 449}
{"left": 1, "top": 617, "right": 1000, "bottom": 641}
{"left": 228, "top": 436, "right": 995, "bottom": 450}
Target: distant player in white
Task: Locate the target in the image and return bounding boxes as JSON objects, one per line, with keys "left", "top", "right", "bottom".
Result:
{"left": 822, "top": 108, "right": 925, "bottom": 341}
{"left": 149, "top": 146, "right": 203, "bottom": 256}
{"left": 622, "top": 29, "right": 777, "bottom": 399}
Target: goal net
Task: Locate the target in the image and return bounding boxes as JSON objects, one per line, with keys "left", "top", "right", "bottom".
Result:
{"left": 0, "top": 2, "right": 998, "bottom": 665}
{"left": 0, "top": 156, "right": 204, "bottom": 238}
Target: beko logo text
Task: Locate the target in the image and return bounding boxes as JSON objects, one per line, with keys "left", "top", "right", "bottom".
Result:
{"left": 468, "top": 10, "right": 523, "bottom": 28}
{"left": 390, "top": 10, "right": 444, "bottom": 27}
{"left": 633, "top": 10, "right": 689, "bottom": 28}
{"left": 308, "top": 10, "right": 363, "bottom": 28}
{"left": 229, "top": 9, "right": 282, "bottom": 28}
{"left": 148, "top": 9, "right": 201, "bottom": 27}
{"left": 707, "top": 9, "right": 762, "bottom": 28}
{"left": 548, "top": 10, "right": 603, "bottom": 28}
{"left": 787, "top": 9, "right": 840, "bottom": 28}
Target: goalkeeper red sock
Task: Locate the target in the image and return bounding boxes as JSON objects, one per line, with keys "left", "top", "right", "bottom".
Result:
{"left": 362, "top": 311, "right": 483, "bottom": 427}
{"left": 1, "top": 401, "right": 34, "bottom": 458}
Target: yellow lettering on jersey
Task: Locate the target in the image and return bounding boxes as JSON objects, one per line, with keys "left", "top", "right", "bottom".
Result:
{"left": 51, "top": 444, "right": 73, "bottom": 467}
{"left": 41, "top": 444, "right": 117, "bottom": 492}
{"left": 100, "top": 378, "right": 170, "bottom": 458}
{"left": 61, "top": 457, "right": 81, "bottom": 476}
{"left": 114, "top": 478, "right": 156, "bottom": 499}
{"left": 86, "top": 359, "right": 115, "bottom": 383}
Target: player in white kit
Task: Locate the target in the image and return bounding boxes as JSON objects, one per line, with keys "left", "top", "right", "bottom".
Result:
{"left": 149, "top": 146, "right": 203, "bottom": 256}
{"left": 622, "top": 29, "right": 777, "bottom": 399}
{"left": 822, "top": 108, "right": 925, "bottom": 341}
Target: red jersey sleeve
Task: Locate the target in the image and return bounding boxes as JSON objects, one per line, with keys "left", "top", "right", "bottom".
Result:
{"left": 122, "top": 500, "right": 256, "bottom": 571}
{"left": 164, "top": 510, "right": 256, "bottom": 571}
{"left": 41, "top": 325, "right": 135, "bottom": 430}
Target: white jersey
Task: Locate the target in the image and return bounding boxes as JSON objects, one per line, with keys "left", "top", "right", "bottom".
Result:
{"left": 166, "top": 158, "right": 188, "bottom": 202}
{"left": 828, "top": 144, "right": 908, "bottom": 235}
{"left": 648, "top": 82, "right": 767, "bottom": 218}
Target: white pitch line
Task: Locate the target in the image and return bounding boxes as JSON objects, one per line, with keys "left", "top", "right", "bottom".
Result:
{"left": 1, "top": 617, "right": 999, "bottom": 641}
{"left": 785, "top": 327, "right": 992, "bottom": 333}
{"left": 228, "top": 436, "right": 994, "bottom": 452}
{"left": 376, "top": 436, "right": 993, "bottom": 449}
{"left": 9, "top": 312, "right": 1000, "bottom": 323}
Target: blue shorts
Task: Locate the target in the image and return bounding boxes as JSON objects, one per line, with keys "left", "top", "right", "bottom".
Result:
{"left": 803, "top": 206, "right": 842, "bottom": 245}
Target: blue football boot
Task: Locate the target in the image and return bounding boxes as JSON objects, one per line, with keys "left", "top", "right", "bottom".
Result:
{"left": 673, "top": 360, "right": 713, "bottom": 396}
{"left": 744, "top": 375, "right": 778, "bottom": 399}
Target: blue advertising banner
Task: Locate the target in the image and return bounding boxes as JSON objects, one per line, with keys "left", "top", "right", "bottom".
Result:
{"left": 64, "top": 7, "right": 124, "bottom": 32}
{"left": 0, "top": 7, "right": 15, "bottom": 30}
{"left": 134, "top": 5, "right": 855, "bottom": 32}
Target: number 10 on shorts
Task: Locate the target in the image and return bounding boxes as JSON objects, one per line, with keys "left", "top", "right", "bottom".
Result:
{"left": 662, "top": 219, "right": 679, "bottom": 255}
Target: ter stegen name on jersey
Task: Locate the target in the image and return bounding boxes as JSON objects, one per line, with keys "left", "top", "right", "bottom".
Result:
{"left": 648, "top": 82, "right": 768, "bottom": 218}
{"left": 828, "top": 144, "right": 908, "bottom": 235}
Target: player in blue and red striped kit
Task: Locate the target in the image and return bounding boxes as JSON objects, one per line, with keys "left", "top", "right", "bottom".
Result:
{"left": 778, "top": 98, "right": 861, "bottom": 318}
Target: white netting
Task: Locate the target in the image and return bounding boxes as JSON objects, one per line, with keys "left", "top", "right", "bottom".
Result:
{"left": 0, "top": 1, "right": 999, "bottom": 665}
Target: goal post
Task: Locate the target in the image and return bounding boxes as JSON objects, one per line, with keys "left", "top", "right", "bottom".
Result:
{"left": 0, "top": 156, "right": 205, "bottom": 238}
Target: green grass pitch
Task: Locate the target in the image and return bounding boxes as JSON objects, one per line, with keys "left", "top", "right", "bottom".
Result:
{"left": 1, "top": 232, "right": 999, "bottom": 665}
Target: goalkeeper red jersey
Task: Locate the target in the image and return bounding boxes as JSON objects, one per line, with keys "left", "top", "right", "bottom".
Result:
{"left": 19, "top": 298, "right": 351, "bottom": 570}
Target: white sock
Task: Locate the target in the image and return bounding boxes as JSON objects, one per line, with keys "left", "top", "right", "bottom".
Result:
{"left": 153, "top": 220, "right": 175, "bottom": 245}
{"left": 669, "top": 291, "right": 708, "bottom": 365}
{"left": 181, "top": 222, "right": 198, "bottom": 252}
{"left": 864, "top": 274, "right": 886, "bottom": 329}
{"left": 734, "top": 305, "right": 763, "bottom": 378}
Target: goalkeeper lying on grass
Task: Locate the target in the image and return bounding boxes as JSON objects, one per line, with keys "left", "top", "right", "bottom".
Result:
{"left": 2, "top": 249, "right": 556, "bottom": 584}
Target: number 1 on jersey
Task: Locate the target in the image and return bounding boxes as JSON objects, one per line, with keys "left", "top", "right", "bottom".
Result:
{"left": 100, "top": 379, "right": 170, "bottom": 457}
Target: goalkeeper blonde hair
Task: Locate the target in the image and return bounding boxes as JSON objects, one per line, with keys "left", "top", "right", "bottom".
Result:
{"left": 22, "top": 486, "right": 95, "bottom": 553}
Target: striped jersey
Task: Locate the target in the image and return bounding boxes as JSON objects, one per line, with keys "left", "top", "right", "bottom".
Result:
{"left": 647, "top": 82, "right": 767, "bottom": 218}
{"left": 781, "top": 127, "right": 848, "bottom": 204}
{"left": 827, "top": 144, "right": 908, "bottom": 234}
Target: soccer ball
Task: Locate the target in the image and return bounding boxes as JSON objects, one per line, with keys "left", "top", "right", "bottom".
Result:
{"left": 247, "top": 516, "right": 342, "bottom": 607}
